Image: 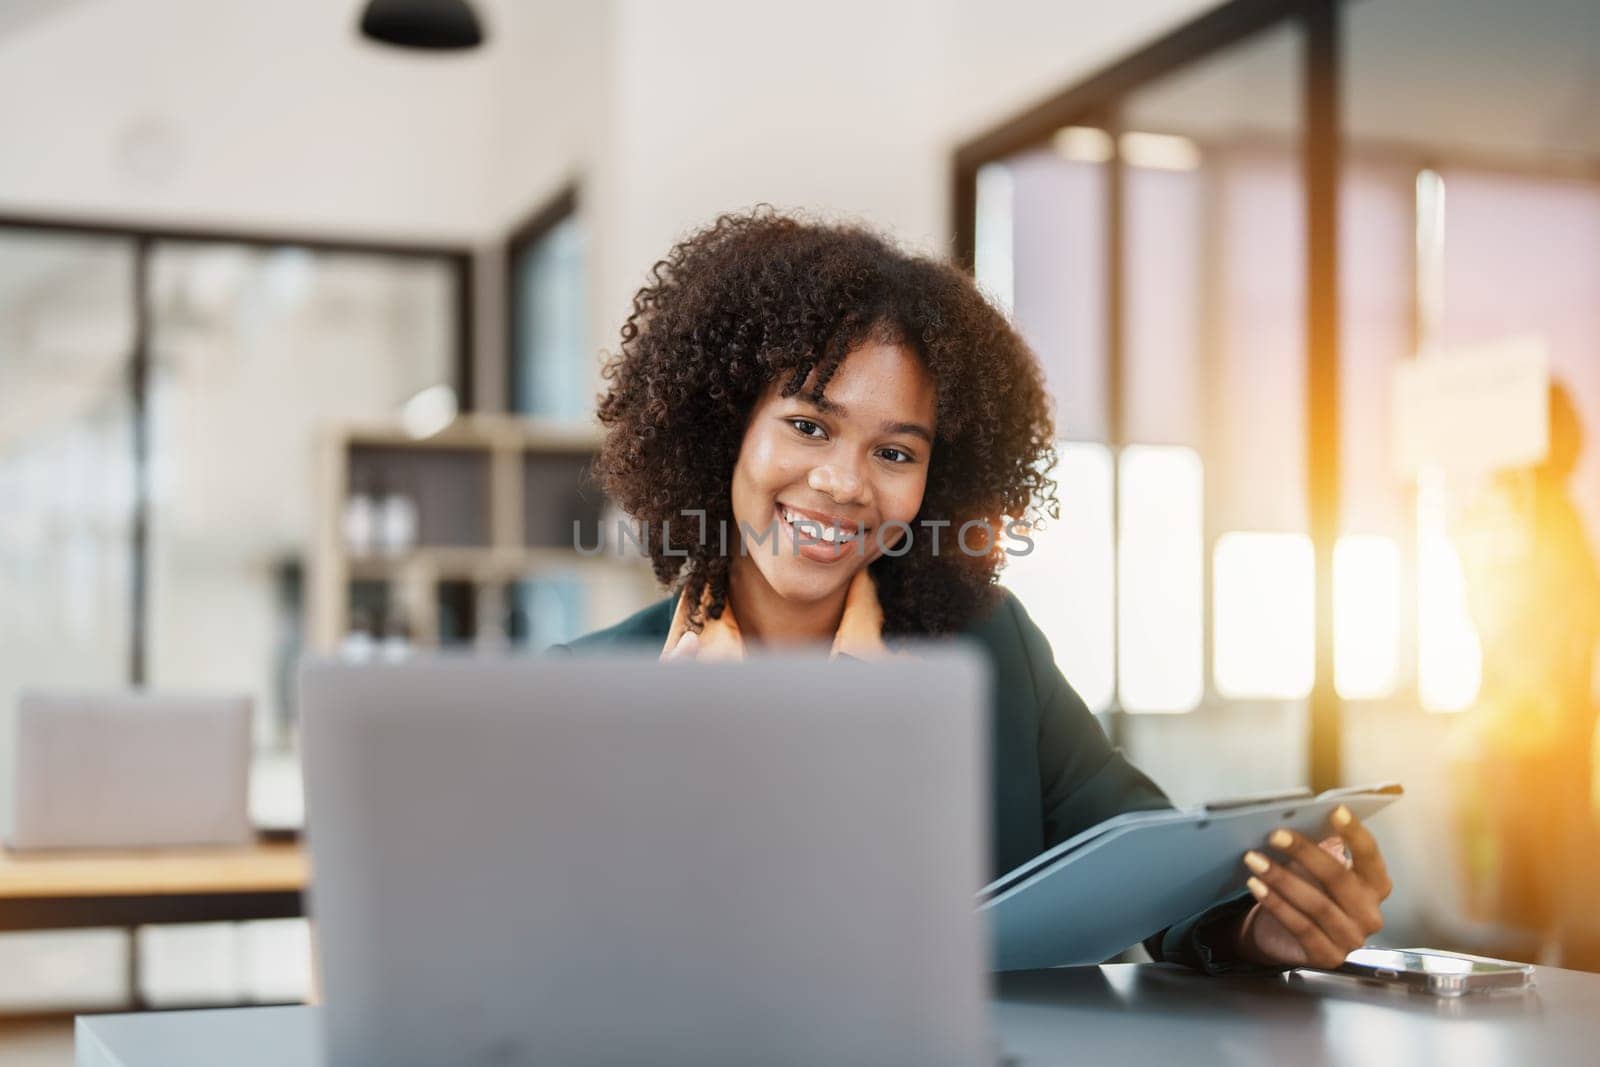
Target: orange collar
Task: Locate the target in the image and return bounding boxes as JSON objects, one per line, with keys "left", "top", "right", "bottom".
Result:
{"left": 661, "top": 569, "right": 892, "bottom": 661}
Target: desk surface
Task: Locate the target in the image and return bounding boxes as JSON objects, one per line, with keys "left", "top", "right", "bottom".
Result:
{"left": 0, "top": 843, "right": 306, "bottom": 899}
{"left": 74, "top": 961, "right": 1600, "bottom": 1067}
{"left": 0, "top": 842, "right": 307, "bottom": 933}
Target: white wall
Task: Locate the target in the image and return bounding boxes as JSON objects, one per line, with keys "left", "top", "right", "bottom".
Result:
{"left": 591, "top": 0, "right": 1215, "bottom": 361}
{"left": 0, "top": 0, "right": 499, "bottom": 242}
{"left": 0, "top": 0, "right": 1217, "bottom": 377}
{"left": 486, "top": 1, "right": 612, "bottom": 227}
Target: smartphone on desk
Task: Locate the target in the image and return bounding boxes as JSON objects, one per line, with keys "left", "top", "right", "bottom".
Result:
{"left": 1310, "top": 947, "right": 1535, "bottom": 998}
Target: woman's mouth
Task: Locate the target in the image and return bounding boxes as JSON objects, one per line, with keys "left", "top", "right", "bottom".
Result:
{"left": 774, "top": 503, "right": 866, "bottom": 563}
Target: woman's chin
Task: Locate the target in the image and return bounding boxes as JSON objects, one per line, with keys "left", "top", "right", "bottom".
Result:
{"left": 756, "top": 557, "right": 863, "bottom": 605}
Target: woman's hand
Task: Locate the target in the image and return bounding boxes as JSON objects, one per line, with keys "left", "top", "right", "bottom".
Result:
{"left": 661, "top": 630, "right": 700, "bottom": 661}
{"left": 1229, "top": 805, "right": 1393, "bottom": 969}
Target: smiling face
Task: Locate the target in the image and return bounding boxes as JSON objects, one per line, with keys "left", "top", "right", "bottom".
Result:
{"left": 728, "top": 340, "right": 937, "bottom": 612}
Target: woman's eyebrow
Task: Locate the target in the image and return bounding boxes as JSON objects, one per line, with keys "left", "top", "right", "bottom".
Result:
{"left": 795, "top": 396, "right": 932, "bottom": 443}
{"left": 797, "top": 394, "right": 845, "bottom": 416}
{"left": 883, "top": 421, "right": 933, "bottom": 444}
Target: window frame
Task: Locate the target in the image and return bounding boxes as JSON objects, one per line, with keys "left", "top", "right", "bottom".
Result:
{"left": 503, "top": 184, "right": 582, "bottom": 419}
{"left": 0, "top": 211, "right": 475, "bottom": 686}
{"left": 951, "top": 0, "right": 1343, "bottom": 787}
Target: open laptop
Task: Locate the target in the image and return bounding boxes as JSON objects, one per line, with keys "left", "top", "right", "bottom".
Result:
{"left": 6, "top": 691, "right": 252, "bottom": 850}
{"left": 300, "top": 651, "right": 991, "bottom": 1067}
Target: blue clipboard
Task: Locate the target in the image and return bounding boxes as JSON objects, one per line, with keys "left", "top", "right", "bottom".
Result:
{"left": 979, "top": 782, "right": 1402, "bottom": 971}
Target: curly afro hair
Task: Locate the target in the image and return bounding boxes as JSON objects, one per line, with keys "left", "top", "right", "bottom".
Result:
{"left": 593, "top": 207, "right": 1058, "bottom": 638}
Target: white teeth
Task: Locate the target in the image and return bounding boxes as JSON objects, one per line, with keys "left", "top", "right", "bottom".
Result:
{"left": 780, "top": 506, "right": 857, "bottom": 544}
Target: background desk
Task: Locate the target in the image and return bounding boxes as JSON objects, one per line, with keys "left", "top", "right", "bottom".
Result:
{"left": 1, "top": 841, "right": 306, "bottom": 1011}
{"left": 0, "top": 842, "right": 305, "bottom": 932}
{"left": 0, "top": 749, "right": 308, "bottom": 932}
{"left": 74, "top": 961, "right": 1600, "bottom": 1066}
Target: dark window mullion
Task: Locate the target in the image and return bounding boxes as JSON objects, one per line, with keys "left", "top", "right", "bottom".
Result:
{"left": 1305, "top": 0, "right": 1344, "bottom": 791}
{"left": 1106, "top": 114, "right": 1129, "bottom": 742}
{"left": 129, "top": 236, "right": 151, "bottom": 687}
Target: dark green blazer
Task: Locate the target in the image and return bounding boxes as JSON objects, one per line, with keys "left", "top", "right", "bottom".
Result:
{"left": 557, "top": 588, "right": 1255, "bottom": 973}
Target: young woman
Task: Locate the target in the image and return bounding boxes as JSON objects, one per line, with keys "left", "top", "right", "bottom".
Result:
{"left": 562, "top": 209, "right": 1393, "bottom": 972}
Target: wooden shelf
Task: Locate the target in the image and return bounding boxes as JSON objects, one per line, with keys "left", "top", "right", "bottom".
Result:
{"left": 338, "top": 413, "right": 602, "bottom": 452}
{"left": 345, "top": 546, "right": 623, "bottom": 583}
{"left": 309, "top": 414, "right": 653, "bottom": 653}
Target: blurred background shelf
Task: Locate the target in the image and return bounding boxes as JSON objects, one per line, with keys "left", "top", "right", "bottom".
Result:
{"left": 337, "top": 414, "right": 603, "bottom": 453}
{"left": 344, "top": 545, "right": 619, "bottom": 583}
{"left": 310, "top": 412, "right": 652, "bottom": 657}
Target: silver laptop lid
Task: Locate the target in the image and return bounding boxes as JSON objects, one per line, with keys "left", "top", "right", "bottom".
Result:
{"left": 302, "top": 651, "right": 990, "bottom": 1067}
{"left": 7, "top": 691, "right": 252, "bottom": 851}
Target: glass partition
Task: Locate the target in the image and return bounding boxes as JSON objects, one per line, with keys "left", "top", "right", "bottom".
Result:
{"left": 977, "top": 135, "right": 1118, "bottom": 715}
{"left": 0, "top": 228, "right": 136, "bottom": 752}
{"left": 144, "top": 242, "right": 457, "bottom": 751}
{"left": 1112, "top": 20, "right": 1310, "bottom": 802}
{"left": 0, "top": 228, "right": 465, "bottom": 1009}
{"left": 972, "top": 19, "right": 1312, "bottom": 799}
{"left": 1340, "top": 0, "right": 1600, "bottom": 966}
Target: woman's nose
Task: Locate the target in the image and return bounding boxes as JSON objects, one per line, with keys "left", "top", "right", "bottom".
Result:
{"left": 807, "top": 463, "right": 868, "bottom": 506}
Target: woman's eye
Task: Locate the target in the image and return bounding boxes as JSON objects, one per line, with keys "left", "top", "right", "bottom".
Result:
{"left": 877, "top": 447, "right": 913, "bottom": 464}
{"left": 787, "top": 418, "right": 826, "bottom": 439}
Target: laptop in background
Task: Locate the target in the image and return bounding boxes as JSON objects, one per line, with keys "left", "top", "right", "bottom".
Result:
{"left": 6, "top": 691, "right": 252, "bottom": 851}
{"left": 301, "top": 651, "right": 990, "bottom": 1067}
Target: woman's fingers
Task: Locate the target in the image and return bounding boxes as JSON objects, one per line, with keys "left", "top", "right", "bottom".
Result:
{"left": 661, "top": 630, "right": 700, "bottom": 662}
{"left": 1238, "top": 808, "right": 1393, "bottom": 969}
{"left": 1262, "top": 827, "right": 1385, "bottom": 935}
{"left": 1244, "top": 849, "right": 1370, "bottom": 956}
{"left": 1329, "top": 806, "right": 1393, "bottom": 900}
{"left": 1244, "top": 875, "right": 1348, "bottom": 970}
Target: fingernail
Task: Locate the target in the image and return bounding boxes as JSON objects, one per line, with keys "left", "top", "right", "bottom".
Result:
{"left": 1269, "top": 829, "right": 1293, "bottom": 849}
{"left": 1333, "top": 805, "right": 1352, "bottom": 828}
{"left": 662, "top": 631, "right": 699, "bottom": 661}
{"left": 1244, "top": 851, "right": 1270, "bottom": 874}
{"left": 1246, "top": 876, "right": 1269, "bottom": 899}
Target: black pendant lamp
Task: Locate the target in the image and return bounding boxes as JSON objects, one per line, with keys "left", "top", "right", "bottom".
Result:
{"left": 359, "top": 0, "right": 485, "bottom": 51}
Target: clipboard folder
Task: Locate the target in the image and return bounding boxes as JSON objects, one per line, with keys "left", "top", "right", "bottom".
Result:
{"left": 980, "top": 782, "right": 1402, "bottom": 971}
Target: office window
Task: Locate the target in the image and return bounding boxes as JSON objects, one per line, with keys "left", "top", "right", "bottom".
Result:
{"left": 973, "top": 162, "right": 1014, "bottom": 316}
{"left": 0, "top": 229, "right": 136, "bottom": 715}
{"left": 961, "top": 0, "right": 1600, "bottom": 949}
{"left": 1337, "top": 160, "right": 1414, "bottom": 541}
{"left": 146, "top": 243, "right": 458, "bottom": 748}
{"left": 1416, "top": 479, "right": 1483, "bottom": 713}
{"left": 509, "top": 191, "right": 590, "bottom": 420}
{"left": 1123, "top": 161, "right": 1203, "bottom": 448}
{"left": 1004, "top": 442, "right": 1115, "bottom": 713}
{"left": 974, "top": 21, "right": 1305, "bottom": 736}
{"left": 0, "top": 231, "right": 130, "bottom": 1011}
{"left": 1333, "top": 534, "right": 1402, "bottom": 700}
{"left": 1213, "top": 532, "right": 1314, "bottom": 700}
{"left": 1005, "top": 147, "right": 1110, "bottom": 442}
{"left": 1117, "top": 445, "right": 1204, "bottom": 713}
